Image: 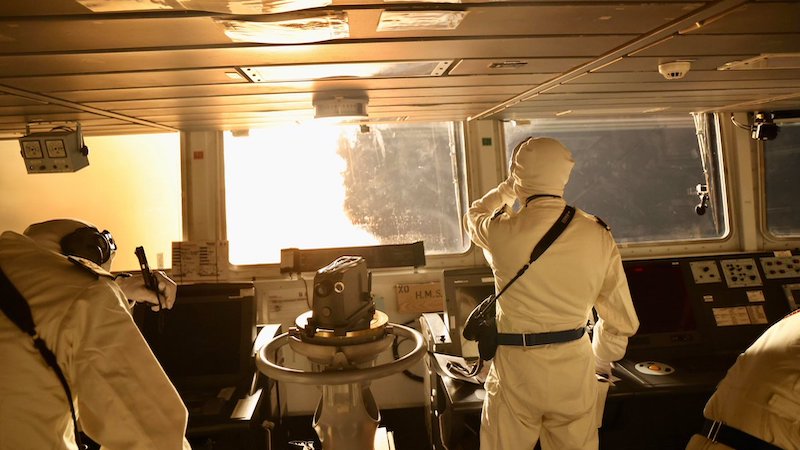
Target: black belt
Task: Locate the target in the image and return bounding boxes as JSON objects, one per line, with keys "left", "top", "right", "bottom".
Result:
{"left": 701, "top": 419, "right": 781, "bottom": 450}
{"left": 497, "top": 327, "right": 585, "bottom": 347}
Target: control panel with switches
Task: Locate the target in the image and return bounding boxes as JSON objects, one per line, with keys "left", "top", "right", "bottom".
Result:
{"left": 720, "top": 258, "right": 762, "bottom": 288}
{"left": 759, "top": 256, "right": 800, "bottom": 280}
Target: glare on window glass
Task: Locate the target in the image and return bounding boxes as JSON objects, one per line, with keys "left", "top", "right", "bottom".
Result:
{"left": 503, "top": 116, "right": 728, "bottom": 243}
{"left": 0, "top": 133, "right": 182, "bottom": 271}
{"left": 224, "top": 122, "right": 467, "bottom": 265}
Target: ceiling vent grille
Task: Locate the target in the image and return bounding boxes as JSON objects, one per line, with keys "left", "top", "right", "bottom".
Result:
{"left": 488, "top": 61, "right": 528, "bottom": 70}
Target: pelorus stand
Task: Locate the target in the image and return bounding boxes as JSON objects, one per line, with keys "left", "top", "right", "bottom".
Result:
{"left": 257, "top": 310, "right": 424, "bottom": 450}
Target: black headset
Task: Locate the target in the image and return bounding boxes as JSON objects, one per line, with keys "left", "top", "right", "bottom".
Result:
{"left": 59, "top": 227, "right": 117, "bottom": 265}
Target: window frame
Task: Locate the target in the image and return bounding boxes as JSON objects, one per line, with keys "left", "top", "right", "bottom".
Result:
{"left": 213, "top": 121, "right": 478, "bottom": 272}
{"left": 490, "top": 114, "right": 741, "bottom": 258}
{"left": 181, "top": 114, "right": 760, "bottom": 277}
{"left": 757, "top": 118, "right": 800, "bottom": 246}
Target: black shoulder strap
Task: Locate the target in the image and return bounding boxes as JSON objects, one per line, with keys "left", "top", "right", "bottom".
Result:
{"left": 494, "top": 205, "right": 575, "bottom": 301}
{"left": 456, "top": 205, "right": 575, "bottom": 377}
{"left": 0, "top": 268, "right": 85, "bottom": 449}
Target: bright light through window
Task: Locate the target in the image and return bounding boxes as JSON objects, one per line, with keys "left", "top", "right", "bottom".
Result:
{"left": 225, "top": 123, "right": 377, "bottom": 264}
{"left": 0, "top": 133, "right": 182, "bottom": 271}
{"left": 224, "top": 122, "right": 467, "bottom": 265}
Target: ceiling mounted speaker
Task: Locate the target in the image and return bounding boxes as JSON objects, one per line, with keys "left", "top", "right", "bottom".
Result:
{"left": 313, "top": 97, "right": 369, "bottom": 120}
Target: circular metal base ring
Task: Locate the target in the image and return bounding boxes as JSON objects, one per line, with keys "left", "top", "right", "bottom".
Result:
{"left": 256, "top": 323, "right": 425, "bottom": 385}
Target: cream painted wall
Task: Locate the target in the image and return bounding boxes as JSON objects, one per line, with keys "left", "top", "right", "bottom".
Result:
{"left": 0, "top": 133, "right": 182, "bottom": 271}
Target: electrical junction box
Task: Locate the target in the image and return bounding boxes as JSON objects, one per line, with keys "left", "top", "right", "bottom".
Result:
{"left": 19, "top": 127, "right": 89, "bottom": 173}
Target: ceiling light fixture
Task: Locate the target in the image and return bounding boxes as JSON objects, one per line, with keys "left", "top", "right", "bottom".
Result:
{"left": 240, "top": 60, "right": 452, "bottom": 83}
{"left": 376, "top": 10, "right": 468, "bottom": 31}
{"left": 216, "top": 11, "right": 349, "bottom": 44}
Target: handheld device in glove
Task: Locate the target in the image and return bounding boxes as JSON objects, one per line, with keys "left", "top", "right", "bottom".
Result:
{"left": 134, "top": 246, "right": 163, "bottom": 310}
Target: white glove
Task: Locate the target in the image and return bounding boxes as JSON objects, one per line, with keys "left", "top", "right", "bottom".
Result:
{"left": 595, "top": 357, "right": 613, "bottom": 378}
{"left": 499, "top": 140, "right": 524, "bottom": 205}
{"left": 117, "top": 271, "right": 178, "bottom": 311}
{"left": 509, "top": 140, "right": 522, "bottom": 174}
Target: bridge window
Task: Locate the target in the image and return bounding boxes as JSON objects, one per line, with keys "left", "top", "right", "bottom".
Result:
{"left": 763, "top": 121, "right": 800, "bottom": 237}
{"left": 0, "top": 133, "right": 182, "bottom": 271}
{"left": 503, "top": 115, "right": 728, "bottom": 243}
{"left": 224, "top": 122, "right": 468, "bottom": 265}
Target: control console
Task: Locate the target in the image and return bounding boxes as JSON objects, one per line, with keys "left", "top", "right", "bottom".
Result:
{"left": 618, "top": 251, "right": 798, "bottom": 389}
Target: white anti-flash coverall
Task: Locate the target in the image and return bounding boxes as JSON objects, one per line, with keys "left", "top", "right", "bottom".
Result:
{"left": 685, "top": 310, "right": 800, "bottom": 450}
{"left": 465, "top": 137, "right": 639, "bottom": 450}
{"left": 0, "top": 231, "right": 191, "bottom": 450}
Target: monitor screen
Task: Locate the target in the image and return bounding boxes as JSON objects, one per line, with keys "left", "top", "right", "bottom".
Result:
{"left": 134, "top": 283, "right": 256, "bottom": 390}
{"left": 442, "top": 267, "right": 495, "bottom": 359}
{"left": 624, "top": 261, "right": 696, "bottom": 336}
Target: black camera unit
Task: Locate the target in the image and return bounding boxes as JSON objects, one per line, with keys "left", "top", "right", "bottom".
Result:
{"left": 308, "top": 256, "right": 375, "bottom": 336}
{"left": 751, "top": 112, "right": 779, "bottom": 141}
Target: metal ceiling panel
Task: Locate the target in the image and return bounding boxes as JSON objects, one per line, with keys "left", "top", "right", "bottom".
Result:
{"left": 549, "top": 81, "right": 800, "bottom": 94}
{"left": 448, "top": 58, "right": 588, "bottom": 76}
{"left": 632, "top": 34, "right": 800, "bottom": 57}
{"left": 688, "top": 2, "right": 800, "bottom": 34}
{"left": 0, "top": 35, "right": 631, "bottom": 79}
{"left": 591, "top": 55, "right": 752, "bottom": 73}
{"left": 0, "top": 0, "right": 797, "bottom": 135}
{"left": 577, "top": 69, "right": 800, "bottom": 84}
{"left": 55, "top": 74, "right": 545, "bottom": 102}
{"left": 85, "top": 85, "right": 523, "bottom": 109}
{"left": 0, "top": 3, "right": 700, "bottom": 52}
{"left": 0, "top": 17, "right": 228, "bottom": 53}
{"left": 0, "top": 70, "right": 247, "bottom": 91}
{"left": 351, "top": 3, "right": 699, "bottom": 38}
